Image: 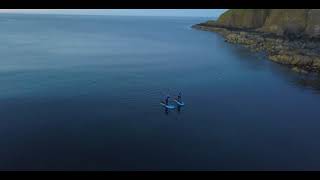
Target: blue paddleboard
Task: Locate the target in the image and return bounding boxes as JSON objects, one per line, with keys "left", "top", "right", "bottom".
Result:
{"left": 160, "top": 103, "right": 176, "bottom": 109}
{"left": 174, "top": 99, "right": 185, "bottom": 106}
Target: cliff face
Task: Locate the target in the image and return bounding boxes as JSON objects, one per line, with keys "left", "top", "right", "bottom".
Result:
{"left": 216, "top": 9, "right": 270, "bottom": 30}
{"left": 305, "top": 10, "right": 320, "bottom": 38}
{"left": 260, "top": 9, "right": 308, "bottom": 37}
{"left": 192, "top": 9, "right": 320, "bottom": 74}
{"left": 213, "top": 9, "right": 320, "bottom": 38}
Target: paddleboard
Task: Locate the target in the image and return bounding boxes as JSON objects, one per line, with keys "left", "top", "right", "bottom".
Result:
{"left": 174, "top": 99, "right": 185, "bottom": 106}
{"left": 160, "top": 103, "right": 176, "bottom": 109}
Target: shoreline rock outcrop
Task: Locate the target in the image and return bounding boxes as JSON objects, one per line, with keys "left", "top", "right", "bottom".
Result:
{"left": 192, "top": 9, "right": 320, "bottom": 74}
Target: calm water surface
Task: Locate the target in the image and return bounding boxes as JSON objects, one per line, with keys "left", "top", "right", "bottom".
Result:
{"left": 0, "top": 14, "right": 320, "bottom": 170}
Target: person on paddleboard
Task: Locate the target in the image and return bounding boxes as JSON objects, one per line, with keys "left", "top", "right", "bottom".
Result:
{"left": 176, "top": 92, "right": 182, "bottom": 102}
{"left": 162, "top": 95, "right": 170, "bottom": 105}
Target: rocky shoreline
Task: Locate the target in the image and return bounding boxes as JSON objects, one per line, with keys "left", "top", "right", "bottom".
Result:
{"left": 192, "top": 23, "right": 320, "bottom": 74}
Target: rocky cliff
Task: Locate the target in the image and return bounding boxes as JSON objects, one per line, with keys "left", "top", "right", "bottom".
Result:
{"left": 192, "top": 9, "right": 320, "bottom": 73}
{"left": 216, "top": 9, "right": 270, "bottom": 30}
{"left": 213, "top": 9, "right": 320, "bottom": 38}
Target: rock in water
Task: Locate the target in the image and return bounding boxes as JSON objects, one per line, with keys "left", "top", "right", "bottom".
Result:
{"left": 292, "top": 67, "right": 308, "bottom": 74}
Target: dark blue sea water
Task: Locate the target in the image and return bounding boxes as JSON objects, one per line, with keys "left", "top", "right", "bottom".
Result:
{"left": 0, "top": 14, "right": 320, "bottom": 170}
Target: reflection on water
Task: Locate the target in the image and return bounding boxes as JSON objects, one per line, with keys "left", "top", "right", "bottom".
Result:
{"left": 226, "top": 39, "right": 320, "bottom": 93}
{"left": 163, "top": 105, "right": 183, "bottom": 115}
{"left": 291, "top": 74, "right": 320, "bottom": 93}
{"left": 177, "top": 106, "right": 182, "bottom": 113}
{"left": 164, "top": 107, "right": 169, "bottom": 115}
